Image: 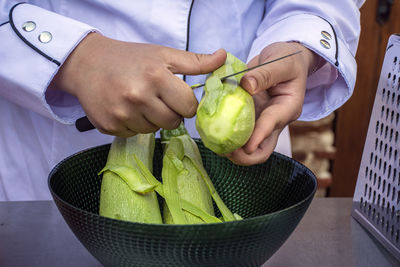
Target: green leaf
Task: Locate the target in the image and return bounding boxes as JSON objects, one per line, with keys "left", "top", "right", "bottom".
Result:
{"left": 162, "top": 154, "right": 188, "bottom": 224}
{"left": 134, "top": 147, "right": 221, "bottom": 223}
{"left": 99, "top": 165, "right": 156, "bottom": 194}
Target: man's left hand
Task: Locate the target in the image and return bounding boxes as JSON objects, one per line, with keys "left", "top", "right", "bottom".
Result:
{"left": 224, "top": 42, "right": 320, "bottom": 165}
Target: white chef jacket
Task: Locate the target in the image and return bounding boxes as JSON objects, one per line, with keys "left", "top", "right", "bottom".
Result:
{"left": 0, "top": 0, "right": 364, "bottom": 201}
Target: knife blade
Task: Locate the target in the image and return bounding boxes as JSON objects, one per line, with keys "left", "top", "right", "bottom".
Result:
{"left": 75, "top": 50, "right": 302, "bottom": 132}
{"left": 190, "top": 50, "right": 302, "bottom": 89}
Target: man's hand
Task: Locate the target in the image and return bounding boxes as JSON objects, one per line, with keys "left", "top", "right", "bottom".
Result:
{"left": 50, "top": 33, "right": 226, "bottom": 137}
{"left": 225, "top": 42, "right": 320, "bottom": 165}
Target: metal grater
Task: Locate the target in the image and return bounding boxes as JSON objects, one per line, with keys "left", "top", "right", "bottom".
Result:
{"left": 352, "top": 34, "right": 400, "bottom": 261}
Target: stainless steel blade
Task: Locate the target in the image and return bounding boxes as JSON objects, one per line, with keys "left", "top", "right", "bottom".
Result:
{"left": 191, "top": 50, "right": 303, "bottom": 89}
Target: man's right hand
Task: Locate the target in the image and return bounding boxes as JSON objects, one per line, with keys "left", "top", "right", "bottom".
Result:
{"left": 50, "top": 33, "right": 226, "bottom": 137}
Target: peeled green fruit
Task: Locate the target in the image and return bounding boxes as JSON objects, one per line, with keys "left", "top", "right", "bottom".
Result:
{"left": 196, "top": 53, "right": 255, "bottom": 154}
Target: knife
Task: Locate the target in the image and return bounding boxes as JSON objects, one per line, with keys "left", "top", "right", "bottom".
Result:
{"left": 75, "top": 50, "right": 302, "bottom": 132}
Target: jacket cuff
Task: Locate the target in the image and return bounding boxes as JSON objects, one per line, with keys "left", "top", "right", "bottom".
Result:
{"left": 248, "top": 13, "right": 357, "bottom": 121}
{"left": 1, "top": 3, "right": 99, "bottom": 123}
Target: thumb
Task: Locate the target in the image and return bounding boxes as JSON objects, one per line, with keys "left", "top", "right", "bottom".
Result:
{"left": 240, "top": 54, "right": 297, "bottom": 95}
{"left": 166, "top": 48, "right": 227, "bottom": 75}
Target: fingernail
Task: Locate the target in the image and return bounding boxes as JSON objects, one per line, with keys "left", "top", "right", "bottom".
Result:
{"left": 247, "top": 77, "right": 257, "bottom": 94}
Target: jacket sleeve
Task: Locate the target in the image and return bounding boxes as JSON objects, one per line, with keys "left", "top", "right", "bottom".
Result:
{"left": 0, "top": 2, "right": 99, "bottom": 124}
{"left": 248, "top": 0, "right": 365, "bottom": 121}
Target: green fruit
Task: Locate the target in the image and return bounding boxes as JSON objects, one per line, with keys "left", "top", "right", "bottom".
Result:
{"left": 161, "top": 123, "right": 236, "bottom": 224}
{"left": 99, "top": 134, "right": 163, "bottom": 224}
{"left": 196, "top": 53, "right": 255, "bottom": 154}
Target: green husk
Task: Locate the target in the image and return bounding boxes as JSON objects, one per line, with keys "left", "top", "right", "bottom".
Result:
{"left": 98, "top": 124, "right": 238, "bottom": 225}
{"left": 132, "top": 153, "right": 222, "bottom": 223}
{"left": 99, "top": 134, "right": 162, "bottom": 224}
{"left": 161, "top": 123, "right": 238, "bottom": 224}
{"left": 196, "top": 53, "right": 255, "bottom": 154}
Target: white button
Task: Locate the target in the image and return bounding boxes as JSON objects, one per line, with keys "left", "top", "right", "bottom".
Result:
{"left": 320, "top": 39, "right": 331, "bottom": 49}
{"left": 22, "top": 21, "right": 36, "bottom": 32}
{"left": 38, "top": 31, "right": 52, "bottom": 43}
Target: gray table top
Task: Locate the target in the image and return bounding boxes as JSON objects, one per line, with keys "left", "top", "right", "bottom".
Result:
{"left": 0, "top": 198, "right": 399, "bottom": 267}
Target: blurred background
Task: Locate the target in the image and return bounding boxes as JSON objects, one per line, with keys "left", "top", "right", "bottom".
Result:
{"left": 289, "top": 0, "right": 400, "bottom": 197}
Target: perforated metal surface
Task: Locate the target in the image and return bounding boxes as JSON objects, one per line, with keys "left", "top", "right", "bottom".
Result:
{"left": 352, "top": 34, "right": 400, "bottom": 262}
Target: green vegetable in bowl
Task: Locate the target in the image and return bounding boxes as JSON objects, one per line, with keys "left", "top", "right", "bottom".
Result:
{"left": 196, "top": 53, "right": 255, "bottom": 154}
{"left": 98, "top": 134, "right": 163, "bottom": 224}
{"left": 98, "top": 125, "right": 239, "bottom": 224}
{"left": 161, "top": 123, "right": 238, "bottom": 224}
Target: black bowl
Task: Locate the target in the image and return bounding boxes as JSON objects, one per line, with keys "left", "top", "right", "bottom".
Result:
{"left": 48, "top": 139, "right": 316, "bottom": 267}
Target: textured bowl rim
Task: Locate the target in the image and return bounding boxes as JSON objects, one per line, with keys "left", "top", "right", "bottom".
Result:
{"left": 48, "top": 142, "right": 317, "bottom": 228}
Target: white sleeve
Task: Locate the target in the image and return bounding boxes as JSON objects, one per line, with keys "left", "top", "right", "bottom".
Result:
{"left": 0, "top": 3, "right": 99, "bottom": 124}
{"left": 248, "top": 0, "right": 365, "bottom": 121}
